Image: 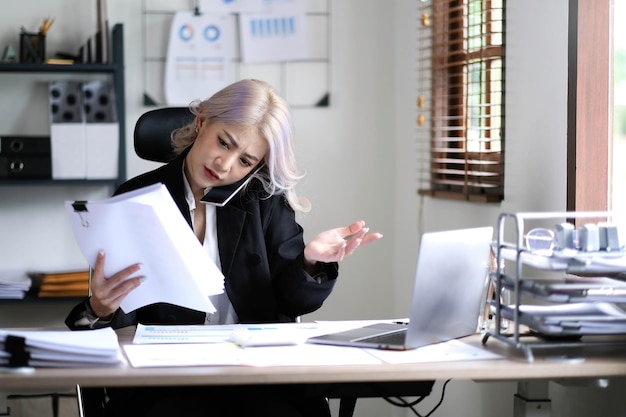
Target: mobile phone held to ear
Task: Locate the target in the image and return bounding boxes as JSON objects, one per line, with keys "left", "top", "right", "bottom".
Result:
{"left": 200, "top": 164, "right": 264, "bottom": 207}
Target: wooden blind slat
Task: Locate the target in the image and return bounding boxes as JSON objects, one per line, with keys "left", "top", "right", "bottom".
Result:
{"left": 417, "top": 0, "right": 505, "bottom": 202}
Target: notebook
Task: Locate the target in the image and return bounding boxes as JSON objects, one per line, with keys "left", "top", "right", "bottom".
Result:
{"left": 307, "top": 226, "right": 494, "bottom": 350}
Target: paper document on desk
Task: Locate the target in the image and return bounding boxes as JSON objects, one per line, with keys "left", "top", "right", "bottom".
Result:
{"left": 365, "top": 339, "right": 503, "bottom": 364}
{"left": 123, "top": 342, "right": 381, "bottom": 368}
{"left": 0, "top": 327, "right": 123, "bottom": 367}
{"left": 65, "top": 183, "right": 224, "bottom": 314}
{"left": 133, "top": 323, "right": 237, "bottom": 344}
{"left": 133, "top": 323, "right": 324, "bottom": 346}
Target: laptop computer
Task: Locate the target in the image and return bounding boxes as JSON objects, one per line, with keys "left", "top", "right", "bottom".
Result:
{"left": 307, "top": 226, "right": 494, "bottom": 350}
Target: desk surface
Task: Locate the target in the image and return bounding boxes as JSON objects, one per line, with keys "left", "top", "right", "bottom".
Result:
{"left": 2, "top": 327, "right": 626, "bottom": 391}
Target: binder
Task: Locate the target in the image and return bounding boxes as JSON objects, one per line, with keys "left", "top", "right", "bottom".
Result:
{"left": 65, "top": 183, "right": 224, "bottom": 314}
{"left": 29, "top": 269, "right": 90, "bottom": 298}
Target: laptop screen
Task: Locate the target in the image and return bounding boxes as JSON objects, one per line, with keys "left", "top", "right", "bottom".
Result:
{"left": 404, "top": 226, "right": 493, "bottom": 348}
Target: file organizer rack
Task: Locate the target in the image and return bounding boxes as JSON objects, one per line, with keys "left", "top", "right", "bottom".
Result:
{"left": 482, "top": 211, "right": 626, "bottom": 362}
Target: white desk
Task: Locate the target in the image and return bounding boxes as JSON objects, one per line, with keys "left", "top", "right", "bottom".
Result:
{"left": 2, "top": 326, "right": 626, "bottom": 417}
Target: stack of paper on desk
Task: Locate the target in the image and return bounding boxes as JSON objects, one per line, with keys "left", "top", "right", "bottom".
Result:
{"left": 65, "top": 183, "right": 224, "bottom": 314}
{"left": 0, "top": 327, "right": 122, "bottom": 367}
{"left": 501, "top": 302, "right": 626, "bottom": 335}
{"left": 501, "top": 276, "right": 626, "bottom": 303}
{"left": 501, "top": 247, "right": 626, "bottom": 274}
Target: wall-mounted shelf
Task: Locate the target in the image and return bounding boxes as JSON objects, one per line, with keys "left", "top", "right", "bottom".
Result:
{"left": 0, "top": 63, "right": 119, "bottom": 73}
{"left": 0, "top": 23, "right": 126, "bottom": 188}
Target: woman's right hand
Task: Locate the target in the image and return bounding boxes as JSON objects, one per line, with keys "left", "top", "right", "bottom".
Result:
{"left": 88, "top": 251, "right": 143, "bottom": 318}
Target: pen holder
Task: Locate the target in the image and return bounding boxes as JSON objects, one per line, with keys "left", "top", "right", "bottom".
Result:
{"left": 20, "top": 32, "right": 45, "bottom": 63}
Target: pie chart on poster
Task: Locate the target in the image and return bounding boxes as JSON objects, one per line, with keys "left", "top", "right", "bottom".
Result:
{"left": 164, "top": 11, "right": 234, "bottom": 106}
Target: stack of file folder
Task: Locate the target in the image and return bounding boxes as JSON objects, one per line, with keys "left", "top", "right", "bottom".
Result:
{"left": 501, "top": 275, "right": 626, "bottom": 303}
{"left": 501, "top": 302, "right": 626, "bottom": 335}
{"left": 499, "top": 275, "right": 626, "bottom": 335}
{"left": 0, "top": 270, "right": 32, "bottom": 299}
{"left": 0, "top": 327, "right": 122, "bottom": 368}
{"left": 501, "top": 246, "right": 626, "bottom": 274}
{"left": 29, "top": 269, "right": 90, "bottom": 298}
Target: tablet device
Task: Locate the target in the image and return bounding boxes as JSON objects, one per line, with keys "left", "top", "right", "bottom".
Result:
{"left": 200, "top": 164, "right": 263, "bottom": 207}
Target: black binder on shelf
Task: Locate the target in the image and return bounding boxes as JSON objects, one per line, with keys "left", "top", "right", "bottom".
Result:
{"left": 0, "top": 136, "right": 51, "bottom": 179}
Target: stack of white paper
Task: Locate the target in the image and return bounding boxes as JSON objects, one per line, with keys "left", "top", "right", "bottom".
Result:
{"left": 501, "top": 246, "right": 626, "bottom": 274}
{"left": 65, "top": 183, "right": 224, "bottom": 314}
{"left": 0, "top": 270, "right": 32, "bottom": 299}
{"left": 0, "top": 327, "right": 122, "bottom": 367}
{"left": 501, "top": 276, "right": 626, "bottom": 303}
{"left": 502, "top": 302, "right": 626, "bottom": 335}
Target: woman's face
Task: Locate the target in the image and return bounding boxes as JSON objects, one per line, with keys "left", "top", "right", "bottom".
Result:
{"left": 185, "top": 119, "right": 268, "bottom": 194}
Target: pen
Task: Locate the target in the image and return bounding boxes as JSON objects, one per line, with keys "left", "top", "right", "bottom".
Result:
{"left": 40, "top": 17, "right": 54, "bottom": 35}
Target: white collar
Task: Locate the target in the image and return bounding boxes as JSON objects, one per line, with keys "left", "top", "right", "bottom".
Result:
{"left": 182, "top": 161, "right": 211, "bottom": 211}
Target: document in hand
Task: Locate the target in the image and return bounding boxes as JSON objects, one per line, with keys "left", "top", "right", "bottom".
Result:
{"left": 0, "top": 327, "right": 122, "bottom": 367}
{"left": 65, "top": 183, "right": 224, "bottom": 314}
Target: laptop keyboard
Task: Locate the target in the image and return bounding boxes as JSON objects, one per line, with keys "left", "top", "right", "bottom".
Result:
{"left": 357, "top": 329, "right": 407, "bottom": 345}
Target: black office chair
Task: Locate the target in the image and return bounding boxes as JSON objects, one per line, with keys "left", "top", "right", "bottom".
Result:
{"left": 77, "top": 107, "right": 435, "bottom": 417}
{"left": 133, "top": 107, "right": 193, "bottom": 163}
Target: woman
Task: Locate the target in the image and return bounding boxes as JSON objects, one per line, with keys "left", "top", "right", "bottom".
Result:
{"left": 66, "top": 79, "right": 382, "bottom": 416}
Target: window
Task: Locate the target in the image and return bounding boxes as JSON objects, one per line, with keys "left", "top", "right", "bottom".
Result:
{"left": 417, "top": 0, "right": 505, "bottom": 202}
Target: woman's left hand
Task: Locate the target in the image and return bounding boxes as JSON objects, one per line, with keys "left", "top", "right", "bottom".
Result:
{"left": 304, "top": 220, "right": 383, "bottom": 266}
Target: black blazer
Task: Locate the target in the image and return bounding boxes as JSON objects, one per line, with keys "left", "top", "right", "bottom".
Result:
{"left": 66, "top": 151, "right": 338, "bottom": 329}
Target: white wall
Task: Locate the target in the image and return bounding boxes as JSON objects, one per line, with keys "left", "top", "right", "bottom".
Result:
{"left": 0, "top": 0, "right": 399, "bottom": 325}
{"left": 2, "top": 1, "right": 625, "bottom": 416}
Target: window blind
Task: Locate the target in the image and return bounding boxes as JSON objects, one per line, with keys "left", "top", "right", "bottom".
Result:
{"left": 417, "top": 0, "right": 505, "bottom": 202}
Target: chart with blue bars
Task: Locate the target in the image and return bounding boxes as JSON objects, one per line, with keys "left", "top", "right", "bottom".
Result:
{"left": 249, "top": 16, "right": 297, "bottom": 37}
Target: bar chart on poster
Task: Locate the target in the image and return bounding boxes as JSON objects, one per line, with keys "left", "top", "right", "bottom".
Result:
{"left": 141, "top": 0, "right": 331, "bottom": 108}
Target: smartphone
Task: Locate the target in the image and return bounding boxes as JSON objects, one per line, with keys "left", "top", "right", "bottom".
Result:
{"left": 200, "top": 164, "right": 264, "bottom": 207}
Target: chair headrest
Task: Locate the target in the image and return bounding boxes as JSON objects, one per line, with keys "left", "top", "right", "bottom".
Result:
{"left": 133, "top": 107, "right": 195, "bottom": 163}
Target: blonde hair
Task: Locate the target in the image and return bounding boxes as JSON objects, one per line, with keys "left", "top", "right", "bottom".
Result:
{"left": 171, "top": 79, "right": 310, "bottom": 212}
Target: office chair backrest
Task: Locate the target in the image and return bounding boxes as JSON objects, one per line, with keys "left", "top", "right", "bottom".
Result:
{"left": 133, "top": 107, "right": 194, "bottom": 163}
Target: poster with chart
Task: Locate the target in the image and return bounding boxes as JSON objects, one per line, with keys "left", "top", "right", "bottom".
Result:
{"left": 164, "top": 11, "right": 235, "bottom": 106}
{"left": 239, "top": 0, "right": 308, "bottom": 63}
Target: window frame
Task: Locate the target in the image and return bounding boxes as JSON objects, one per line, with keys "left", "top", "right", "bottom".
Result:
{"left": 417, "top": 0, "right": 505, "bottom": 203}
{"left": 567, "top": 0, "right": 613, "bottom": 216}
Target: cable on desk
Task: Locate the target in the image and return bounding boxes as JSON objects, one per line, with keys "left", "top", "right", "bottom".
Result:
{"left": 383, "top": 379, "right": 452, "bottom": 417}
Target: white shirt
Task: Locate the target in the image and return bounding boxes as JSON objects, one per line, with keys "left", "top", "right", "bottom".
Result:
{"left": 182, "top": 173, "right": 238, "bottom": 325}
